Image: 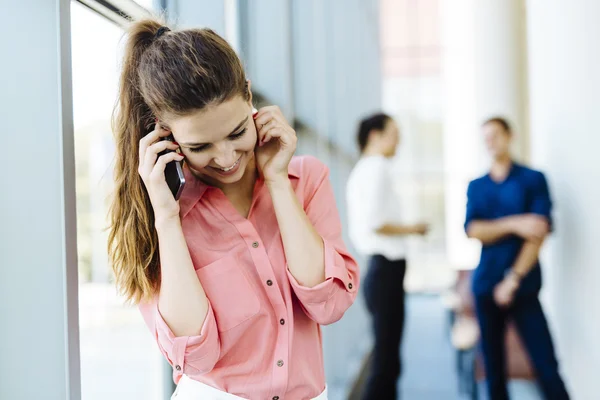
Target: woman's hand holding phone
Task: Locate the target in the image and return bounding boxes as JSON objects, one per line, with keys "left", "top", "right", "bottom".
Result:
{"left": 253, "top": 106, "right": 297, "bottom": 186}
{"left": 138, "top": 123, "right": 184, "bottom": 224}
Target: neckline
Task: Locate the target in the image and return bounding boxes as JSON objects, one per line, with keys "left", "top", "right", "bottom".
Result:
{"left": 488, "top": 161, "right": 516, "bottom": 184}
{"left": 211, "top": 177, "right": 264, "bottom": 221}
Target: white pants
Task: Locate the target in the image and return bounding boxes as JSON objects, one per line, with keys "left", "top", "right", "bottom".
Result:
{"left": 172, "top": 375, "right": 328, "bottom": 400}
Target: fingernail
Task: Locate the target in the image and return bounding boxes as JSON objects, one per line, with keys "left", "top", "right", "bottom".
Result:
{"left": 253, "top": 112, "right": 258, "bottom": 119}
{"left": 172, "top": 141, "right": 179, "bottom": 145}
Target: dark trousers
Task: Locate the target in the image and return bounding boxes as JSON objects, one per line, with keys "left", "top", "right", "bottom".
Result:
{"left": 361, "top": 255, "right": 406, "bottom": 400}
{"left": 474, "top": 293, "right": 570, "bottom": 400}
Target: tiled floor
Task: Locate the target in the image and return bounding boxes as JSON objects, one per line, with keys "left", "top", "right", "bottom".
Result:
{"left": 79, "top": 285, "right": 542, "bottom": 400}
{"left": 330, "top": 294, "right": 543, "bottom": 400}
{"left": 399, "top": 294, "right": 459, "bottom": 399}
{"left": 399, "top": 294, "right": 542, "bottom": 400}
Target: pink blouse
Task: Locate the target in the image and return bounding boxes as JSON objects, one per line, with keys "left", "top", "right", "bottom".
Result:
{"left": 139, "top": 155, "right": 359, "bottom": 399}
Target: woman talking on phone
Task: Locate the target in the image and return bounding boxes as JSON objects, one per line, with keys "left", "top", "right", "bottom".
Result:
{"left": 107, "top": 19, "right": 358, "bottom": 400}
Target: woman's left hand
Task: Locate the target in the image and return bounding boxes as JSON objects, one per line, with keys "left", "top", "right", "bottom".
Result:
{"left": 254, "top": 106, "right": 297, "bottom": 184}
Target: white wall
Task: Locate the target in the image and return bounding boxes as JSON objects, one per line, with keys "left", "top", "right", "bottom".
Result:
{"left": 439, "top": 0, "right": 485, "bottom": 270}
{"left": 527, "top": 1, "right": 600, "bottom": 398}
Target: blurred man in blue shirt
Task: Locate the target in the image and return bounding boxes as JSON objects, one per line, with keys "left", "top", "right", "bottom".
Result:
{"left": 465, "top": 117, "right": 570, "bottom": 400}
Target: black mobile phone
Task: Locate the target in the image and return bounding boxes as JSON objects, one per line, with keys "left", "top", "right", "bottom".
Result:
{"left": 158, "top": 134, "right": 186, "bottom": 200}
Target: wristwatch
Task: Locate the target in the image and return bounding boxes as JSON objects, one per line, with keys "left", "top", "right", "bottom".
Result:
{"left": 506, "top": 269, "right": 523, "bottom": 284}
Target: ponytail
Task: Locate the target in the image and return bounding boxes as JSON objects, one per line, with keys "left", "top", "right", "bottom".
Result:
{"left": 108, "top": 19, "right": 164, "bottom": 303}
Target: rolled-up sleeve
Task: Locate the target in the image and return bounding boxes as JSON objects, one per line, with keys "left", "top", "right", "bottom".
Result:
{"left": 139, "top": 300, "right": 221, "bottom": 383}
{"left": 287, "top": 157, "right": 359, "bottom": 325}
{"left": 529, "top": 172, "right": 553, "bottom": 229}
{"left": 464, "top": 180, "right": 481, "bottom": 233}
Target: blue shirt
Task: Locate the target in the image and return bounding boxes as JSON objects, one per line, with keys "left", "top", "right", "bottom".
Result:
{"left": 464, "top": 163, "right": 553, "bottom": 296}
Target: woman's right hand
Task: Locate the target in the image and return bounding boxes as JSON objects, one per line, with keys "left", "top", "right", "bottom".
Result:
{"left": 138, "top": 124, "right": 184, "bottom": 224}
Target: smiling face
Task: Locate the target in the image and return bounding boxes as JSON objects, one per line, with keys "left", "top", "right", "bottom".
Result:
{"left": 164, "top": 95, "right": 257, "bottom": 188}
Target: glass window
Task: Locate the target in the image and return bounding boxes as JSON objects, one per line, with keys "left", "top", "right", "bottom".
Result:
{"left": 71, "top": 2, "right": 164, "bottom": 399}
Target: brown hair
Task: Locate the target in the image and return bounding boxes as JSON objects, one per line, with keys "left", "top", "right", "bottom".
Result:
{"left": 108, "top": 18, "right": 248, "bottom": 303}
{"left": 483, "top": 116, "right": 512, "bottom": 134}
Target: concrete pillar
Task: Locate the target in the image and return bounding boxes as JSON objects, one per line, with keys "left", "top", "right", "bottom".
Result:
{"left": 440, "top": 0, "right": 529, "bottom": 269}
{"left": 0, "top": 0, "right": 81, "bottom": 398}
